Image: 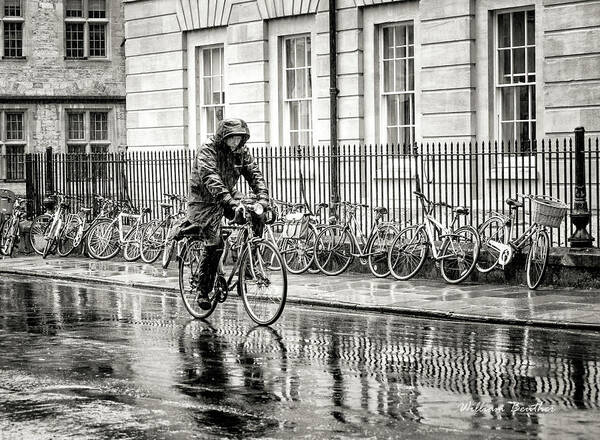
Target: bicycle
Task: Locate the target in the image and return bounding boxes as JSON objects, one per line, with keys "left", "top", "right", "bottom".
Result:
{"left": 178, "top": 199, "right": 287, "bottom": 326}
{"left": 387, "top": 191, "right": 481, "bottom": 284}
{"left": 0, "top": 197, "right": 28, "bottom": 257}
{"left": 40, "top": 192, "right": 82, "bottom": 259}
{"left": 86, "top": 200, "right": 151, "bottom": 261}
{"left": 313, "top": 201, "right": 399, "bottom": 277}
{"left": 139, "top": 193, "right": 187, "bottom": 266}
{"left": 476, "top": 194, "right": 567, "bottom": 289}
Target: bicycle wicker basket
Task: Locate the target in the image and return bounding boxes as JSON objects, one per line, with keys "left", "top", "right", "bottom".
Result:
{"left": 282, "top": 212, "right": 310, "bottom": 239}
{"left": 530, "top": 195, "right": 567, "bottom": 228}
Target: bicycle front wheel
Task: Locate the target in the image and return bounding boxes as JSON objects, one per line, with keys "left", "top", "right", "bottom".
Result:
{"left": 439, "top": 225, "right": 480, "bottom": 284}
{"left": 123, "top": 225, "right": 144, "bottom": 262}
{"left": 29, "top": 214, "right": 52, "bottom": 255}
{"left": 140, "top": 220, "right": 166, "bottom": 264}
{"left": 179, "top": 240, "right": 219, "bottom": 319}
{"left": 239, "top": 240, "right": 287, "bottom": 326}
{"left": 314, "top": 225, "right": 353, "bottom": 276}
{"left": 476, "top": 216, "right": 506, "bottom": 273}
{"left": 526, "top": 228, "right": 549, "bottom": 290}
{"left": 87, "top": 221, "right": 120, "bottom": 260}
{"left": 367, "top": 224, "right": 398, "bottom": 278}
{"left": 388, "top": 225, "right": 428, "bottom": 280}
{"left": 57, "top": 216, "right": 83, "bottom": 257}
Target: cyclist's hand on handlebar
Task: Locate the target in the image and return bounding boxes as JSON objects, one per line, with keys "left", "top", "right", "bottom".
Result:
{"left": 233, "top": 204, "right": 247, "bottom": 225}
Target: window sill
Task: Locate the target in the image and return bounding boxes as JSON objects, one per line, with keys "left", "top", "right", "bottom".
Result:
{"left": 2, "top": 56, "right": 26, "bottom": 61}
{"left": 64, "top": 56, "right": 88, "bottom": 60}
{"left": 64, "top": 56, "right": 110, "bottom": 62}
{"left": 0, "top": 179, "right": 26, "bottom": 183}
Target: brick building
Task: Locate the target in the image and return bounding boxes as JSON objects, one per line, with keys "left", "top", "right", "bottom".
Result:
{"left": 0, "top": 0, "right": 126, "bottom": 192}
{"left": 124, "top": 0, "right": 599, "bottom": 151}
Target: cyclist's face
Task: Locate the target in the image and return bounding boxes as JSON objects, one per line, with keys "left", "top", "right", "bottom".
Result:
{"left": 225, "top": 135, "right": 243, "bottom": 151}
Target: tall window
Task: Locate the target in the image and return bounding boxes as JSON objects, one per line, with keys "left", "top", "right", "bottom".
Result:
{"left": 66, "top": 110, "right": 110, "bottom": 181}
{"left": 496, "top": 9, "right": 536, "bottom": 150}
{"left": 1, "top": 0, "right": 24, "bottom": 58}
{"left": 381, "top": 24, "right": 414, "bottom": 152}
{"left": 1, "top": 111, "right": 26, "bottom": 181}
{"left": 200, "top": 46, "right": 224, "bottom": 138}
{"left": 65, "top": 0, "right": 108, "bottom": 59}
{"left": 284, "top": 35, "right": 312, "bottom": 146}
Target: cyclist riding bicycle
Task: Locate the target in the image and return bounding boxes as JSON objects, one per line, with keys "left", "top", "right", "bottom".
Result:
{"left": 180, "top": 118, "right": 269, "bottom": 310}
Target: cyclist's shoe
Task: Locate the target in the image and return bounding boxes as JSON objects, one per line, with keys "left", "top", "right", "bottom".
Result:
{"left": 197, "top": 291, "right": 212, "bottom": 310}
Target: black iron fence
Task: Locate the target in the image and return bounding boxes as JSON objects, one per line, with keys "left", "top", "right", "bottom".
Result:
{"left": 16, "top": 132, "right": 599, "bottom": 248}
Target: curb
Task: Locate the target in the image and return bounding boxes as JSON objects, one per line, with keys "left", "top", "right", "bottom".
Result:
{"left": 1, "top": 267, "right": 600, "bottom": 332}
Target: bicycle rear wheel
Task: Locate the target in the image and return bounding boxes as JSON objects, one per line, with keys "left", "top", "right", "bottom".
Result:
{"left": 526, "top": 228, "right": 549, "bottom": 290}
{"left": 239, "top": 240, "right": 287, "bottom": 326}
{"left": 314, "top": 225, "right": 353, "bottom": 276}
{"left": 123, "top": 225, "right": 143, "bottom": 262}
{"left": 179, "top": 240, "right": 219, "bottom": 319}
{"left": 29, "top": 214, "right": 52, "bottom": 255}
{"left": 57, "top": 216, "right": 83, "bottom": 257}
{"left": 87, "top": 221, "right": 120, "bottom": 260}
{"left": 367, "top": 224, "right": 398, "bottom": 278}
{"left": 140, "top": 220, "right": 165, "bottom": 264}
{"left": 388, "top": 225, "right": 428, "bottom": 280}
{"left": 476, "top": 216, "right": 506, "bottom": 273}
{"left": 280, "top": 225, "right": 316, "bottom": 274}
{"left": 0, "top": 217, "right": 16, "bottom": 257}
{"left": 439, "top": 225, "right": 480, "bottom": 284}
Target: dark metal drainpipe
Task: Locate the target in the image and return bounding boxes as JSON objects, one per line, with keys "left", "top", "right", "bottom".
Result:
{"left": 329, "top": 0, "right": 340, "bottom": 212}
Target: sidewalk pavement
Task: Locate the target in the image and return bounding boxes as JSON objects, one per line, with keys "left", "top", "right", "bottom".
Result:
{"left": 1, "top": 256, "right": 600, "bottom": 330}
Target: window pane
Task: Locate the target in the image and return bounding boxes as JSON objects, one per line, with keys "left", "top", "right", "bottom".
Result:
{"left": 88, "top": 0, "right": 106, "bottom": 19}
{"left": 212, "top": 77, "right": 222, "bottom": 104}
{"left": 4, "top": 0, "right": 21, "bottom": 16}
{"left": 512, "top": 11, "right": 525, "bottom": 46}
{"left": 383, "top": 60, "right": 394, "bottom": 93}
{"left": 408, "top": 25, "right": 414, "bottom": 45}
{"left": 286, "top": 70, "right": 295, "bottom": 99}
{"left": 212, "top": 48, "right": 221, "bottom": 75}
{"left": 6, "top": 145, "right": 25, "bottom": 181}
{"left": 402, "top": 127, "right": 412, "bottom": 149}
{"left": 395, "top": 26, "right": 406, "bottom": 47}
{"left": 527, "top": 47, "right": 535, "bottom": 76}
{"left": 395, "top": 59, "right": 406, "bottom": 92}
{"left": 513, "top": 48, "right": 525, "bottom": 77}
{"left": 501, "top": 122, "right": 514, "bottom": 143}
{"left": 408, "top": 58, "right": 414, "bottom": 91}
{"left": 205, "top": 107, "right": 215, "bottom": 135}
{"left": 66, "top": 23, "right": 85, "bottom": 58}
{"left": 300, "top": 100, "right": 311, "bottom": 131}
{"left": 386, "top": 95, "right": 398, "bottom": 126}
{"left": 203, "top": 49, "right": 211, "bottom": 76}
{"left": 387, "top": 127, "right": 398, "bottom": 145}
{"left": 68, "top": 113, "right": 85, "bottom": 140}
{"left": 398, "top": 94, "right": 410, "bottom": 126}
{"left": 517, "top": 121, "right": 529, "bottom": 143}
{"left": 526, "top": 10, "right": 535, "bottom": 45}
{"left": 296, "top": 37, "right": 305, "bottom": 68}
{"left": 383, "top": 27, "right": 393, "bottom": 59}
{"left": 306, "top": 37, "right": 311, "bottom": 64}
{"left": 4, "top": 22, "right": 23, "bottom": 58}
{"left": 530, "top": 86, "right": 536, "bottom": 120}
{"left": 518, "top": 86, "right": 529, "bottom": 120}
{"left": 66, "top": 0, "right": 83, "bottom": 17}
{"left": 203, "top": 78, "right": 212, "bottom": 104}
{"left": 89, "top": 23, "right": 106, "bottom": 57}
{"left": 296, "top": 69, "right": 306, "bottom": 98}
{"left": 498, "top": 13, "right": 511, "bottom": 48}
{"left": 395, "top": 44, "right": 406, "bottom": 59}
{"left": 499, "top": 49, "right": 511, "bottom": 84}
{"left": 290, "top": 132, "right": 299, "bottom": 147}
{"left": 501, "top": 88, "right": 514, "bottom": 121}
{"left": 286, "top": 39, "right": 295, "bottom": 68}
{"left": 90, "top": 112, "right": 108, "bottom": 141}
{"left": 289, "top": 102, "right": 299, "bottom": 131}
{"left": 5, "top": 113, "right": 24, "bottom": 140}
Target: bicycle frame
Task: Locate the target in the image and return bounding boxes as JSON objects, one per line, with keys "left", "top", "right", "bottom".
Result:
{"left": 339, "top": 208, "right": 388, "bottom": 259}
{"left": 485, "top": 213, "right": 543, "bottom": 267}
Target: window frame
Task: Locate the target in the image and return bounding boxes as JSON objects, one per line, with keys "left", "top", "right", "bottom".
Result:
{"left": 494, "top": 6, "right": 537, "bottom": 151}
{"left": 378, "top": 22, "right": 415, "bottom": 153}
{"left": 0, "top": 0, "right": 25, "bottom": 59}
{"left": 198, "top": 44, "right": 225, "bottom": 141}
{"left": 282, "top": 34, "right": 313, "bottom": 147}
{"left": 0, "top": 109, "right": 27, "bottom": 182}
{"left": 64, "top": 0, "right": 109, "bottom": 60}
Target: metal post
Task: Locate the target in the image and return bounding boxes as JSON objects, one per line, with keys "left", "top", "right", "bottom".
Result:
{"left": 329, "top": 0, "right": 340, "bottom": 214}
{"left": 45, "top": 146, "right": 54, "bottom": 195}
{"left": 568, "top": 126, "right": 594, "bottom": 247}
{"left": 24, "top": 153, "right": 34, "bottom": 217}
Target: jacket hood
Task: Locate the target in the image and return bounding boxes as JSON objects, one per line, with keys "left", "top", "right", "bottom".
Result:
{"left": 212, "top": 118, "right": 250, "bottom": 150}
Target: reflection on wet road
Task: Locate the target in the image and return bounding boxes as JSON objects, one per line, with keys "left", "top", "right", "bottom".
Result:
{"left": 0, "top": 275, "right": 599, "bottom": 439}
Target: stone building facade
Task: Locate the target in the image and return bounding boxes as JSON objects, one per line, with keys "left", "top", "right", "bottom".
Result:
{"left": 124, "top": 0, "right": 600, "bottom": 150}
{"left": 0, "top": 0, "right": 126, "bottom": 191}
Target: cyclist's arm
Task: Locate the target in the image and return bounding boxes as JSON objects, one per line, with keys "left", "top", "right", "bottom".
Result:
{"left": 239, "top": 149, "right": 269, "bottom": 201}
{"left": 196, "top": 146, "right": 236, "bottom": 207}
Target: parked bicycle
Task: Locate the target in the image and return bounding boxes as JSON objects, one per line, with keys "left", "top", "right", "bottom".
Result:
{"left": 0, "top": 197, "right": 28, "bottom": 257}
{"left": 313, "top": 201, "right": 399, "bottom": 277}
{"left": 178, "top": 198, "right": 287, "bottom": 326}
{"left": 387, "top": 191, "right": 480, "bottom": 284}
{"left": 477, "top": 194, "right": 567, "bottom": 289}
{"left": 139, "top": 193, "right": 187, "bottom": 266}
{"left": 86, "top": 200, "right": 151, "bottom": 261}
{"left": 39, "top": 192, "right": 83, "bottom": 259}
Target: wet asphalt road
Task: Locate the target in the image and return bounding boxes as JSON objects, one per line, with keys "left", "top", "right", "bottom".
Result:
{"left": 1, "top": 276, "right": 600, "bottom": 439}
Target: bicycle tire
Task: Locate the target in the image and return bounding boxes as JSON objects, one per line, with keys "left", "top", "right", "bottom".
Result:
{"left": 179, "top": 240, "right": 219, "bottom": 319}
{"left": 388, "top": 225, "right": 428, "bottom": 281}
{"left": 42, "top": 236, "right": 55, "bottom": 259}
{"left": 314, "top": 225, "right": 353, "bottom": 276}
{"left": 161, "top": 239, "right": 175, "bottom": 269}
{"left": 439, "top": 225, "right": 480, "bottom": 284}
{"left": 238, "top": 240, "right": 287, "bottom": 326}
{"left": 307, "top": 224, "right": 325, "bottom": 274}
{"left": 123, "top": 225, "right": 143, "bottom": 262}
{"left": 367, "top": 224, "right": 398, "bottom": 278}
{"left": 140, "top": 220, "right": 165, "bottom": 264}
{"left": 526, "top": 228, "right": 549, "bottom": 290}
{"left": 86, "top": 221, "right": 120, "bottom": 260}
{"left": 29, "top": 214, "right": 52, "bottom": 255}
{"left": 280, "top": 224, "right": 317, "bottom": 274}
{"left": 0, "top": 217, "right": 16, "bottom": 257}
{"left": 57, "top": 215, "right": 83, "bottom": 257}
{"left": 476, "top": 216, "right": 506, "bottom": 273}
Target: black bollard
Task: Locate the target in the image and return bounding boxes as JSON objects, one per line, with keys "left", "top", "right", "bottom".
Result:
{"left": 568, "top": 127, "right": 594, "bottom": 248}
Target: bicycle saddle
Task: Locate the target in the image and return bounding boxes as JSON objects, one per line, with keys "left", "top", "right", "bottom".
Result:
{"left": 506, "top": 197, "right": 524, "bottom": 209}
{"left": 142, "top": 207, "right": 152, "bottom": 214}
{"left": 453, "top": 206, "right": 470, "bottom": 216}
{"left": 373, "top": 206, "right": 388, "bottom": 215}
